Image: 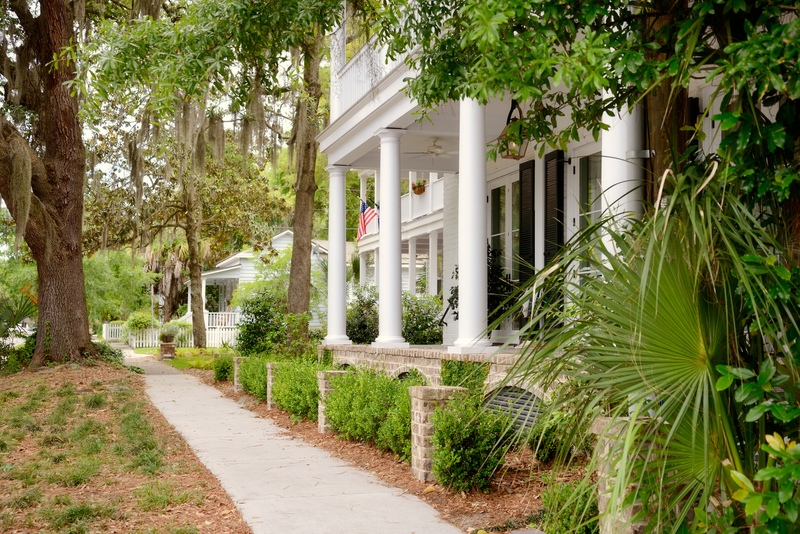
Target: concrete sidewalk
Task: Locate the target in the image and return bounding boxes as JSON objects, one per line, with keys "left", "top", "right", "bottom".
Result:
{"left": 122, "top": 350, "right": 463, "bottom": 534}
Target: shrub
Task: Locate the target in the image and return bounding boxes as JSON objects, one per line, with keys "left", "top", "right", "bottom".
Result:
{"left": 125, "top": 311, "right": 158, "bottom": 334}
{"left": 238, "top": 354, "right": 275, "bottom": 401}
{"left": 541, "top": 481, "right": 599, "bottom": 534}
{"left": 440, "top": 360, "right": 489, "bottom": 395}
{"left": 272, "top": 359, "right": 330, "bottom": 421}
{"left": 346, "top": 287, "right": 379, "bottom": 344}
{"left": 236, "top": 289, "right": 287, "bottom": 355}
{"left": 431, "top": 395, "right": 511, "bottom": 492}
{"left": 92, "top": 342, "right": 124, "bottom": 365}
{"left": 213, "top": 352, "right": 234, "bottom": 382}
{"left": 325, "top": 369, "right": 424, "bottom": 460}
{"left": 528, "top": 414, "right": 561, "bottom": 463}
{"left": 401, "top": 292, "right": 443, "bottom": 345}
{"left": 0, "top": 335, "right": 35, "bottom": 374}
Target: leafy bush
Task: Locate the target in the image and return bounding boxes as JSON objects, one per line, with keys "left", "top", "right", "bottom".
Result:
{"left": 346, "top": 287, "right": 379, "bottom": 344}
{"left": 541, "top": 481, "right": 599, "bottom": 534}
{"left": 213, "top": 352, "right": 234, "bottom": 382}
{"left": 0, "top": 335, "right": 35, "bottom": 374}
{"left": 236, "top": 289, "right": 287, "bottom": 355}
{"left": 92, "top": 342, "right": 124, "bottom": 365}
{"left": 431, "top": 395, "right": 511, "bottom": 492}
{"left": 125, "top": 311, "right": 158, "bottom": 334}
{"left": 528, "top": 414, "right": 561, "bottom": 463}
{"left": 440, "top": 360, "right": 489, "bottom": 396}
{"left": 238, "top": 354, "right": 276, "bottom": 400}
{"left": 272, "top": 359, "right": 330, "bottom": 421}
{"left": 325, "top": 368, "right": 425, "bottom": 460}
{"left": 401, "top": 292, "right": 443, "bottom": 344}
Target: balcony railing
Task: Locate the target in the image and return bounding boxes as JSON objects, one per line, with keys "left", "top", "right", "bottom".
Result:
{"left": 332, "top": 32, "right": 404, "bottom": 120}
{"left": 401, "top": 179, "right": 444, "bottom": 222}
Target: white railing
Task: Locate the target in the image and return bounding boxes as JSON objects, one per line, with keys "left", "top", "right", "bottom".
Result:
{"left": 401, "top": 178, "right": 445, "bottom": 222}
{"left": 335, "top": 35, "right": 404, "bottom": 119}
{"left": 126, "top": 326, "right": 238, "bottom": 349}
{"left": 206, "top": 312, "right": 240, "bottom": 328}
{"left": 102, "top": 323, "right": 123, "bottom": 342}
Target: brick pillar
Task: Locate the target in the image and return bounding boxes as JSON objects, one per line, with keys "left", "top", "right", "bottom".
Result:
{"left": 232, "top": 357, "right": 243, "bottom": 392}
{"left": 410, "top": 385, "right": 468, "bottom": 482}
{"left": 265, "top": 362, "right": 276, "bottom": 409}
{"left": 317, "top": 370, "right": 347, "bottom": 434}
{"left": 591, "top": 417, "right": 646, "bottom": 534}
{"left": 160, "top": 343, "right": 176, "bottom": 361}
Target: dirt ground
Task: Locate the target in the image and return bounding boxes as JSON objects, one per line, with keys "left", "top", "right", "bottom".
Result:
{"left": 182, "top": 367, "right": 588, "bottom": 533}
{"left": 0, "top": 364, "right": 252, "bottom": 534}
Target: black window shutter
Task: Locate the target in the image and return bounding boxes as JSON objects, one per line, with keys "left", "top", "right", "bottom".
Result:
{"left": 518, "top": 160, "right": 535, "bottom": 283}
{"left": 543, "top": 150, "right": 564, "bottom": 264}
{"left": 579, "top": 157, "right": 589, "bottom": 229}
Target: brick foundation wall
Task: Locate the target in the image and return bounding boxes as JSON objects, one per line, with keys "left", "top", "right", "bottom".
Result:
{"left": 232, "top": 357, "right": 243, "bottom": 392}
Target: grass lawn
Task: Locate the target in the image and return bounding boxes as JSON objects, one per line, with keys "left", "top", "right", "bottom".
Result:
{"left": 132, "top": 347, "right": 158, "bottom": 355}
{"left": 0, "top": 363, "right": 250, "bottom": 533}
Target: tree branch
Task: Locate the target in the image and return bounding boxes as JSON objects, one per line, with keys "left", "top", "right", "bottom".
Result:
{"left": 8, "top": 0, "right": 37, "bottom": 38}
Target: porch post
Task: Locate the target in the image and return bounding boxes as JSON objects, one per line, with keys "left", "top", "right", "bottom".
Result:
{"left": 601, "top": 105, "right": 644, "bottom": 219}
{"left": 374, "top": 171, "right": 381, "bottom": 287}
{"left": 428, "top": 230, "right": 438, "bottom": 296}
{"left": 373, "top": 129, "right": 408, "bottom": 348}
{"left": 451, "top": 98, "right": 491, "bottom": 353}
{"left": 324, "top": 165, "right": 352, "bottom": 345}
{"left": 408, "top": 236, "right": 417, "bottom": 295}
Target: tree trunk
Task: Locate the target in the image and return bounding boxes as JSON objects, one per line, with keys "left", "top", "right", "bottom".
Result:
{"left": 0, "top": 0, "right": 94, "bottom": 367}
{"left": 644, "top": 2, "right": 689, "bottom": 206}
{"left": 286, "top": 28, "right": 324, "bottom": 348}
{"left": 186, "top": 151, "right": 206, "bottom": 348}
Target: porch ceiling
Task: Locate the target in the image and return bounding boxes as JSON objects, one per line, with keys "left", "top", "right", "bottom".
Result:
{"left": 337, "top": 99, "right": 515, "bottom": 176}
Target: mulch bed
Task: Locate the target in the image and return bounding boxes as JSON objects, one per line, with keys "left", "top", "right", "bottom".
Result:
{"left": 181, "top": 367, "right": 588, "bottom": 533}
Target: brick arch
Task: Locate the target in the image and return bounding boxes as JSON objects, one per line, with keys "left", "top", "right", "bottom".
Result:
{"left": 390, "top": 365, "right": 433, "bottom": 385}
{"left": 484, "top": 376, "right": 550, "bottom": 402}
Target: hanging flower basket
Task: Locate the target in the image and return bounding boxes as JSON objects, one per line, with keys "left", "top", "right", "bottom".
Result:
{"left": 412, "top": 181, "right": 426, "bottom": 195}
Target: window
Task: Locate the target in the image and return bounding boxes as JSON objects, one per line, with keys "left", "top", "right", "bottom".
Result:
{"left": 580, "top": 154, "right": 602, "bottom": 229}
{"left": 488, "top": 178, "right": 521, "bottom": 281}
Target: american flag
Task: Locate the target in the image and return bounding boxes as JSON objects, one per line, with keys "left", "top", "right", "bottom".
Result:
{"left": 357, "top": 199, "right": 378, "bottom": 241}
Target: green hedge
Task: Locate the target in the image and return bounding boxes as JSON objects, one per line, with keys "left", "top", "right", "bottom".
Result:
{"left": 213, "top": 353, "right": 234, "bottom": 382}
{"left": 440, "top": 360, "right": 489, "bottom": 395}
{"left": 272, "top": 360, "right": 331, "bottom": 421}
{"left": 431, "top": 395, "right": 511, "bottom": 492}
{"left": 324, "top": 368, "right": 424, "bottom": 460}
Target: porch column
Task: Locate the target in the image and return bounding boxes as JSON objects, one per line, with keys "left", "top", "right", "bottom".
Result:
{"left": 373, "top": 129, "right": 408, "bottom": 348}
{"left": 374, "top": 171, "right": 381, "bottom": 287}
{"left": 428, "top": 230, "right": 438, "bottom": 296}
{"left": 201, "top": 278, "right": 207, "bottom": 310}
{"left": 374, "top": 250, "right": 380, "bottom": 287}
{"left": 601, "top": 104, "right": 644, "bottom": 219}
{"left": 408, "top": 237, "right": 417, "bottom": 295}
{"left": 324, "top": 165, "right": 352, "bottom": 345}
{"left": 451, "top": 98, "right": 491, "bottom": 353}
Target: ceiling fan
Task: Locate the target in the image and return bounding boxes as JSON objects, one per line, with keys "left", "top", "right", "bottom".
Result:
{"left": 407, "top": 137, "right": 453, "bottom": 158}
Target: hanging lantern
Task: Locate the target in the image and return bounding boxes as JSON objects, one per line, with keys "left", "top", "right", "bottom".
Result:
{"left": 499, "top": 99, "right": 530, "bottom": 160}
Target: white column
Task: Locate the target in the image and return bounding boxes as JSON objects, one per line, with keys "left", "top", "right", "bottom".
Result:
{"left": 324, "top": 165, "right": 352, "bottom": 345}
{"left": 428, "top": 230, "right": 438, "bottom": 296}
{"left": 408, "top": 237, "right": 417, "bottom": 295}
{"left": 373, "top": 129, "right": 408, "bottom": 347}
{"left": 201, "top": 278, "right": 207, "bottom": 310}
{"left": 601, "top": 104, "right": 645, "bottom": 252}
{"left": 451, "top": 98, "right": 491, "bottom": 353}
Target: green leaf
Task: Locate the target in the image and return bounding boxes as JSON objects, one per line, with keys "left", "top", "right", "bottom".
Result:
{"left": 766, "top": 496, "right": 780, "bottom": 519}
{"left": 785, "top": 499, "right": 798, "bottom": 522}
{"left": 779, "top": 482, "right": 794, "bottom": 503}
{"left": 732, "top": 471, "right": 755, "bottom": 492}
{"left": 716, "top": 374, "right": 734, "bottom": 391}
{"left": 745, "top": 404, "right": 769, "bottom": 422}
{"left": 745, "top": 494, "right": 763, "bottom": 515}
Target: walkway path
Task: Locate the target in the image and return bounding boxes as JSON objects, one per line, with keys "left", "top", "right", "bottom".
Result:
{"left": 120, "top": 347, "right": 462, "bottom": 534}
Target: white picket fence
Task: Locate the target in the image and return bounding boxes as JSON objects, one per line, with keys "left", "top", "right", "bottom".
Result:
{"left": 102, "top": 323, "right": 124, "bottom": 342}
{"left": 102, "top": 322, "right": 238, "bottom": 348}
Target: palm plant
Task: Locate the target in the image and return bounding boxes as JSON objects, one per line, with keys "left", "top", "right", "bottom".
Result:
{"left": 500, "top": 163, "right": 799, "bottom": 532}
{"left": 0, "top": 293, "right": 38, "bottom": 338}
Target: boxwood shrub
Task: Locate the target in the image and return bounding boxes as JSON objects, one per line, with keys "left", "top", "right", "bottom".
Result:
{"left": 541, "top": 481, "right": 599, "bottom": 534}
{"left": 440, "top": 360, "right": 489, "bottom": 396}
{"left": 324, "top": 368, "right": 424, "bottom": 460}
{"left": 431, "top": 395, "right": 511, "bottom": 492}
{"left": 272, "top": 359, "right": 331, "bottom": 422}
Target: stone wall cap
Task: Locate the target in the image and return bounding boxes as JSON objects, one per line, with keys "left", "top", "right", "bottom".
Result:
{"left": 408, "top": 385, "right": 469, "bottom": 401}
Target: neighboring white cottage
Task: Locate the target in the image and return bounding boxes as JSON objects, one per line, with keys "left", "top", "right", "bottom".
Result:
{"left": 318, "top": 2, "right": 722, "bottom": 350}
{"left": 186, "top": 230, "right": 346, "bottom": 328}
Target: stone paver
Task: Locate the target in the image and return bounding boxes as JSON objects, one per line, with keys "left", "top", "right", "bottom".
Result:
{"left": 120, "top": 346, "right": 462, "bottom": 534}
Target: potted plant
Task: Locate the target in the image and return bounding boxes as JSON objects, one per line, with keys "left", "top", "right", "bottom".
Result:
{"left": 412, "top": 180, "right": 427, "bottom": 195}
{"left": 159, "top": 322, "right": 181, "bottom": 360}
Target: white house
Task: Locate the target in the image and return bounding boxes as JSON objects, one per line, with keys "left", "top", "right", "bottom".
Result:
{"left": 318, "top": 4, "right": 722, "bottom": 351}
{"left": 185, "top": 229, "right": 343, "bottom": 329}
